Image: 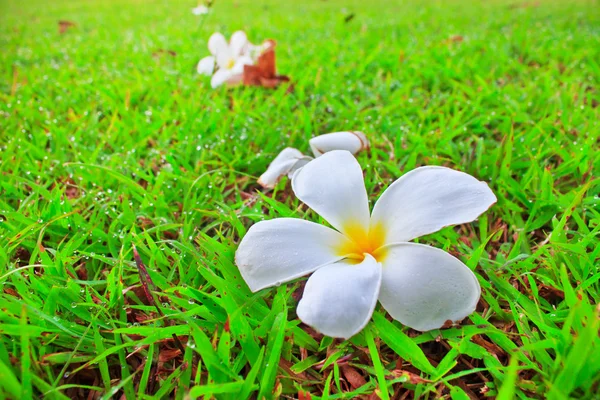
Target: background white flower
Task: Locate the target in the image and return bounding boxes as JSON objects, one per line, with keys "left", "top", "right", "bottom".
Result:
{"left": 236, "top": 150, "right": 497, "bottom": 338}
{"left": 258, "top": 131, "right": 369, "bottom": 189}
{"left": 191, "top": 5, "right": 209, "bottom": 15}
{"left": 197, "top": 31, "right": 254, "bottom": 88}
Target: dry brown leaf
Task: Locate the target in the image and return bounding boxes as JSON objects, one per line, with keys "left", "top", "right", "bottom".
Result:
{"left": 14, "top": 247, "right": 31, "bottom": 267}
{"left": 61, "top": 177, "right": 80, "bottom": 199}
{"left": 299, "top": 347, "right": 308, "bottom": 361}
{"left": 58, "top": 20, "right": 76, "bottom": 34}
{"left": 279, "top": 358, "right": 310, "bottom": 381}
{"left": 162, "top": 230, "right": 179, "bottom": 240}
{"left": 398, "top": 50, "right": 406, "bottom": 63}
{"left": 301, "top": 324, "right": 324, "bottom": 342}
{"left": 75, "top": 262, "right": 88, "bottom": 280}
{"left": 441, "top": 319, "right": 454, "bottom": 329}
{"left": 3, "top": 288, "right": 20, "bottom": 298}
{"left": 152, "top": 49, "right": 177, "bottom": 58}
{"left": 456, "top": 379, "right": 481, "bottom": 400}
{"left": 341, "top": 365, "right": 367, "bottom": 389}
{"left": 472, "top": 335, "right": 507, "bottom": 359}
{"left": 538, "top": 283, "right": 565, "bottom": 301}
{"left": 243, "top": 40, "right": 290, "bottom": 89}
{"left": 441, "top": 35, "right": 464, "bottom": 46}
{"left": 298, "top": 390, "right": 312, "bottom": 400}
{"left": 158, "top": 347, "right": 182, "bottom": 363}
{"left": 137, "top": 216, "right": 154, "bottom": 229}
{"left": 389, "top": 369, "right": 432, "bottom": 385}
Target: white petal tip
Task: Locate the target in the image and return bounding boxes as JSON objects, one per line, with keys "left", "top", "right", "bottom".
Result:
{"left": 208, "top": 32, "right": 227, "bottom": 56}
{"left": 197, "top": 56, "right": 215, "bottom": 75}
{"left": 257, "top": 176, "right": 276, "bottom": 189}
{"left": 257, "top": 148, "right": 308, "bottom": 189}
{"left": 309, "top": 131, "right": 369, "bottom": 158}
{"left": 235, "top": 219, "right": 346, "bottom": 293}
{"left": 297, "top": 256, "right": 381, "bottom": 339}
{"left": 371, "top": 166, "right": 498, "bottom": 242}
{"left": 378, "top": 243, "right": 481, "bottom": 333}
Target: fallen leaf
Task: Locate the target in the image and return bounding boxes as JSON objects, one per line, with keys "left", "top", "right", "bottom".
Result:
{"left": 341, "top": 365, "right": 367, "bottom": 389}
{"left": 301, "top": 324, "right": 323, "bottom": 342}
{"left": 243, "top": 41, "right": 290, "bottom": 89}
{"left": 441, "top": 35, "right": 464, "bottom": 46}
{"left": 441, "top": 319, "right": 454, "bottom": 329}
{"left": 3, "top": 288, "right": 20, "bottom": 298}
{"left": 158, "top": 347, "right": 182, "bottom": 363}
{"left": 538, "top": 283, "right": 565, "bottom": 301}
{"left": 58, "top": 20, "right": 76, "bottom": 34}
{"left": 14, "top": 247, "right": 31, "bottom": 267}
{"left": 299, "top": 347, "right": 308, "bottom": 360}
{"left": 389, "top": 369, "right": 432, "bottom": 384}
{"left": 279, "top": 358, "right": 310, "bottom": 381}
{"left": 472, "top": 335, "right": 507, "bottom": 358}
{"left": 152, "top": 49, "right": 177, "bottom": 58}
{"left": 137, "top": 216, "right": 154, "bottom": 229}
{"left": 75, "top": 262, "right": 88, "bottom": 280}
{"left": 61, "top": 177, "right": 80, "bottom": 199}
{"left": 298, "top": 390, "right": 312, "bottom": 400}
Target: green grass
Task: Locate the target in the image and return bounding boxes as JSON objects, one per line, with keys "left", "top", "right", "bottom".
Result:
{"left": 1, "top": 0, "right": 599, "bottom": 398}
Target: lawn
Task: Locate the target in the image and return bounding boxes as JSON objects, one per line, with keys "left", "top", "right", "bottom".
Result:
{"left": 1, "top": 0, "right": 599, "bottom": 398}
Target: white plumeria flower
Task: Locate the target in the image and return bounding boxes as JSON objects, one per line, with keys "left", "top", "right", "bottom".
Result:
{"left": 197, "top": 31, "right": 254, "bottom": 88}
{"left": 258, "top": 148, "right": 312, "bottom": 189}
{"left": 191, "top": 5, "right": 209, "bottom": 15}
{"left": 258, "top": 131, "right": 369, "bottom": 189}
{"left": 237, "top": 150, "right": 496, "bottom": 339}
{"left": 309, "top": 131, "right": 369, "bottom": 157}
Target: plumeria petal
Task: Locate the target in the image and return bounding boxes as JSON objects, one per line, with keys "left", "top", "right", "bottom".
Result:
{"left": 209, "top": 33, "right": 232, "bottom": 68}
{"left": 309, "top": 131, "right": 369, "bottom": 157}
{"left": 235, "top": 218, "right": 350, "bottom": 292}
{"left": 208, "top": 32, "right": 227, "bottom": 56}
{"left": 230, "top": 31, "right": 249, "bottom": 57}
{"left": 286, "top": 158, "right": 311, "bottom": 178}
{"left": 297, "top": 254, "right": 382, "bottom": 339}
{"left": 292, "top": 150, "right": 370, "bottom": 237}
{"left": 210, "top": 68, "right": 233, "bottom": 88}
{"left": 216, "top": 52, "right": 234, "bottom": 70}
{"left": 378, "top": 243, "right": 480, "bottom": 332}
{"left": 226, "top": 74, "right": 244, "bottom": 86}
{"left": 371, "top": 166, "right": 497, "bottom": 243}
{"left": 231, "top": 56, "right": 253, "bottom": 74}
{"left": 258, "top": 148, "right": 312, "bottom": 189}
{"left": 197, "top": 55, "right": 215, "bottom": 75}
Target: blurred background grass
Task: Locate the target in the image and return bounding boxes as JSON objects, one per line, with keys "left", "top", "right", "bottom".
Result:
{"left": 1, "top": 0, "right": 599, "bottom": 399}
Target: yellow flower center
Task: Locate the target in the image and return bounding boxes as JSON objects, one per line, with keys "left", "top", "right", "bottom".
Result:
{"left": 336, "top": 221, "right": 388, "bottom": 263}
{"left": 226, "top": 59, "right": 236, "bottom": 69}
